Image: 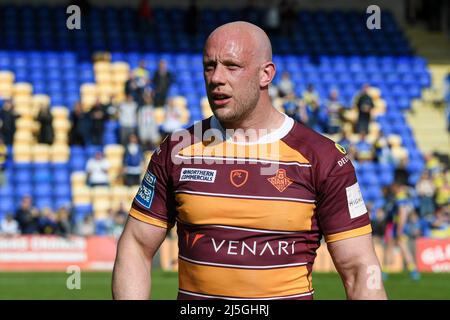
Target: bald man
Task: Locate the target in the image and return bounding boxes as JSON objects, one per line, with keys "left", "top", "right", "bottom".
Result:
{"left": 112, "top": 22, "right": 387, "bottom": 300}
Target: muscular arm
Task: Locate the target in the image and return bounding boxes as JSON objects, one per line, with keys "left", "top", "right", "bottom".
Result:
{"left": 327, "top": 234, "right": 387, "bottom": 300}
{"left": 112, "top": 215, "right": 167, "bottom": 300}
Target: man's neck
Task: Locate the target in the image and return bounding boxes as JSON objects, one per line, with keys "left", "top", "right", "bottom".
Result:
{"left": 217, "top": 98, "right": 286, "bottom": 143}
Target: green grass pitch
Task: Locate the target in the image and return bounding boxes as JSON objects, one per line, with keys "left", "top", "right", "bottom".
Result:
{"left": 0, "top": 271, "right": 449, "bottom": 299}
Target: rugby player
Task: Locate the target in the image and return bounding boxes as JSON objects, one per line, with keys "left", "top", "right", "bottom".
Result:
{"left": 112, "top": 21, "right": 387, "bottom": 300}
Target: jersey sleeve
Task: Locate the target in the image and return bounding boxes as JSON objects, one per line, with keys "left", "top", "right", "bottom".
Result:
{"left": 129, "top": 137, "right": 176, "bottom": 229}
{"left": 316, "top": 148, "right": 372, "bottom": 243}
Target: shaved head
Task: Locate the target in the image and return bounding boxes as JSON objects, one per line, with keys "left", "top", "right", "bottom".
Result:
{"left": 205, "top": 21, "right": 273, "bottom": 63}
{"left": 203, "top": 21, "right": 276, "bottom": 126}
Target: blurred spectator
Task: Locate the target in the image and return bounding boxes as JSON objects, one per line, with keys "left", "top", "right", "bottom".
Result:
{"left": 125, "top": 72, "right": 140, "bottom": 102}
{"left": 302, "top": 84, "right": 321, "bottom": 129}
{"left": 133, "top": 60, "right": 150, "bottom": 102}
{"left": 15, "top": 195, "right": 40, "bottom": 234}
{"left": 107, "top": 209, "right": 127, "bottom": 239}
{"left": 416, "top": 171, "right": 436, "bottom": 217}
{"left": 137, "top": 0, "right": 154, "bottom": 32}
{"left": 161, "top": 99, "right": 184, "bottom": 137}
{"left": 0, "top": 213, "right": 20, "bottom": 237}
{"left": 119, "top": 95, "right": 138, "bottom": 146}
{"left": 89, "top": 99, "right": 107, "bottom": 146}
{"left": 38, "top": 207, "right": 58, "bottom": 235}
{"left": 389, "top": 184, "right": 420, "bottom": 280}
{"left": 36, "top": 103, "right": 54, "bottom": 145}
{"left": 123, "top": 134, "right": 144, "bottom": 187}
{"left": 354, "top": 84, "right": 374, "bottom": 134}
{"left": 264, "top": 1, "right": 280, "bottom": 36}
{"left": 0, "top": 100, "right": 19, "bottom": 145}
{"left": 404, "top": 212, "right": 425, "bottom": 239}
{"left": 337, "top": 131, "right": 352, "bottom": 154}
{"left": 74, "top": 214, "right": 96, "bottom": 237}
{"left": 354, "top": 132, "right": 375, "bottom": 162}
{"left": 56, "top": 207, "right": 72, "bottom": 237}
{"left": 283, "top": 94, "right": 308, "bottom": 124}
{"left": 280, "top": 0, "right": 296, "bottom": 35}
{"left": 277, "top": 71, "right": 294, "bottom": 97}
{"left": 111, "top": 212, "right": 126, "bottom": 238}
{"left": 394, "top": 158, "right": 410, "bottom": 186}
{"left": 138, "top": 92, "right": 161, "bottom": 151}
{"left": 434, "top": 173, "right": 449, "bottom": 208}
{"left": 153, "top": 59, "right": 173, "bottom": 108}
{"left": 268, "top": 83, "right": 279, "bottom": 101}
{"left": 69, "top": 102, "right": 89, "bottom": 146}
{"left": 186, "top": 0, "right": 199, "bottom": 36}
{"left": 374, "top": 136, "right": 394, "bottom": 165}
{"left": 0, "top": 137, "right": 6, "bottom": 186}
{"left": 86, "top": 151, "right": 110, "bottom": 187}
{"left": 325, "top": 89, "right": 344, "bottom": 134}
{"left": 428, "top": 206, "right": 450, "bottom": 238}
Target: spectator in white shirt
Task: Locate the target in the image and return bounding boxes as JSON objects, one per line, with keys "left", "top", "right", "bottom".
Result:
{"left": 119, "top": 95, "right": 138, "bottom": 146}
{"left": 86, "top": 151, "right": 110, "bottom": 187}
{"left": 277, "top": 71, "right": 294, "bottom": 97}
{"left": 0, "top": 214, "right": 20, "bottom": 236}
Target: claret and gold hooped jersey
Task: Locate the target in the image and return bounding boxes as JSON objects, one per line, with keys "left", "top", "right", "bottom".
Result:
{"left": 130, "top": 114, "right": 372, "bottom": 300}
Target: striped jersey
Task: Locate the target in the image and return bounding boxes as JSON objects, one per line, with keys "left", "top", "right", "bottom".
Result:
{"left": 130, "top": 114, "right": 372, "bottom": 300}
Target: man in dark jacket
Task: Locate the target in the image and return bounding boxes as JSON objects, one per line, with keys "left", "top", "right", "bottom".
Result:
{"left": 152, "top": 59, "right": 173, "bottom": 108}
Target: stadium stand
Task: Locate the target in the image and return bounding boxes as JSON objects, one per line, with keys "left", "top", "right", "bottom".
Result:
{"left": 0, "top": 5, "right": 446, "bottom": 239}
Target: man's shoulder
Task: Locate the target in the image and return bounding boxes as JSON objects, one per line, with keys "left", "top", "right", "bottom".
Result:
{"left": 282, "top": 122, "right": 351, "bottom": 174}
{"left": 151, "top": 117, "right": 212, "bottom": 164}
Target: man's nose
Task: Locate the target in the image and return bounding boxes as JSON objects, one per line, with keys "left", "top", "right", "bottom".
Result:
{"left": 210, "top": 64, "right": 226, "bottom": 85}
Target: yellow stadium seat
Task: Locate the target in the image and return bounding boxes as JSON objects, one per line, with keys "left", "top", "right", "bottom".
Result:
{"left": 80, "top": 83, "right": 98, "bottom": 96}
{"left": 154, "top": 108, "right": 165, "bottom": 125}
{"left": 13, "top": 144, "right": 32, "bottom": 162}
{"left": 111, "top": 62, "right": 130, "bottom": 74}
{"left": 368, "top": 122, "right": 381, "bottom": 135}
{"left": 95, "top": 71, "right": 112, "bottom": 85}
{"left": 91, "top": 186, "right": 110, "bottom": 201}
{"left": 53, "top": 119, "right": 71, "bottom": 132}
{"left": 51, "top": 144, "right": 70, "bottom": 162}
{"left": 31, "top": 95, "right": 51, "bottom": 116}
{"left": 16, "top": 118, "right": 35, "bottom": 130}
{"left": 32, "top": 144, "right": 51, "bottom": 162}
{"left": 112, "top": 73, "right": 129, "bottom": 85}
{"left": 71, "top": 172, "right": 87, "bottom": 187}
{"left": 93, "top": 61, "right": 111, "bottom": 73}
{"left": 13, "top": 82, "right": 33, "bottom": 96}
{"left": 54, "top": 132, "right": 69, "bottom": 144}
{"left": 387, "top": 134, "right": 402, "bottom": 148}
{"left": 111, "top": 185, "right": 129, "bottom": 202}
{"left": 172, "top": 96, "right": 187, "bottom": 109}
{"left": 13, "top": 130, "right": 34, "bottom": 144}
{"left": 176, "top": 106, "right": 190, "bottom": 125}
{"left": 72, "top": 186, "right": 91, "bottom": 205}
{"left": 104, "top": 144, "right": 125, "bottom": 157}
{"left": 0, "top": 71, "right": 14, "bottom": 84}
{"left": 0, "top": 83, "right": 13, "bottom": 99}
{"left": 13, "top": 95, "right": 32, "bottom": 107}
{"left": 51, "top": 107, "right": 69, "bottom": 119}
{"left": 81, "top": 95, "right": 98, "bottom": 111}
{"left": 128, "top": 185, "right": 140, "bottom": 204}
{"left": 391, "top": 146, "right": 409, "bottom": 162}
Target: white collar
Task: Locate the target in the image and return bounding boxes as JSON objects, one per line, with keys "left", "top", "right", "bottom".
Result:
{"left": 209, "top": 113, "right": 294, "bottom": 145}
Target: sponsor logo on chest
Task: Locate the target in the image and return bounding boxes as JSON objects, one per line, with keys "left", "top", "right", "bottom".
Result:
{"left": 180, "top": 168, "right": 217, "bottom": 183}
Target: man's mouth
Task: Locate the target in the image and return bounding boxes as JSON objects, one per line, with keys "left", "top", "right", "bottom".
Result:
{"left": 211, "top": 93, "right": 232, "bottom": 106}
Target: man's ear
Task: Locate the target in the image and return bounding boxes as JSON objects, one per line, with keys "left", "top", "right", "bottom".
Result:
{"left": 260, "top": 61, "right": 276, "bottom": 88}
